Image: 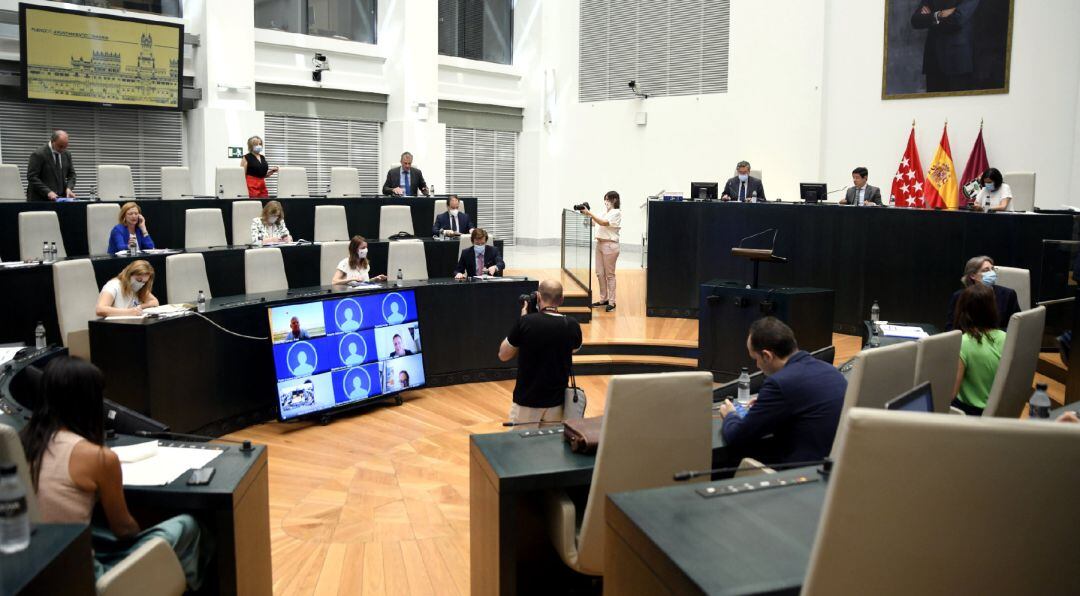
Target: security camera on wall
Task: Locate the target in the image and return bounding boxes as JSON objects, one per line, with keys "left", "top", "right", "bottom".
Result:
{"left": 312, "top": 53, "right": 330, "bottom": 82}
{"left": 628, "top": 80, "right": 648, "bottom": 99}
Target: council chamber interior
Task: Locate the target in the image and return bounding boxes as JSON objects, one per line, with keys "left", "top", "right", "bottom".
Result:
{"left": 1, "top": 0, "right": 1079, "bottom": 595}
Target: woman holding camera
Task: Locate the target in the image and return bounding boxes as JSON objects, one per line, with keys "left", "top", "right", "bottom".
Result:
{"left": 582, "top": 191, "right": 622, "bottom": 312}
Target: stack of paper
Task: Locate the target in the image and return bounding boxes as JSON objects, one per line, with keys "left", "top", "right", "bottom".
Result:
{"left": 113, "top": 441, "right": 223, "bottom": 486}
{"left": 879, "top": 324, "right": 930, "bottom": 339}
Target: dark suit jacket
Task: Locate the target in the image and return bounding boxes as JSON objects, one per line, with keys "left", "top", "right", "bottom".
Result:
{"left": 721, "top": 176, "right": 766, "bottom": 202}
{"left": 842, "top": 184, "right": 883, "bottom": 205}
{"left": 433, "top": 211, "right": 473, "bottom": 236}
{"left": 382, "top": 166, "right": 428, "bottom": 196}
{"left": 945, "top": 284, "right": 1021, "bottom": 331}
{"left": 911, "top": 0, "right": 981, "bottom": 76}
{"left": 721, "top": 351, "right": 846, "bottom": 465}
{"left": 455, "top": 245, "right": 505, "bottom": 277}
{"left": 26, "top": 144, "right": 76, "bottom": 201}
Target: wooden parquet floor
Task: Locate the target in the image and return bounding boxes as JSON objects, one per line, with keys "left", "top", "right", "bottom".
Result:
{"left": 222, "top": 269, "right": 1065, "bottom": 594}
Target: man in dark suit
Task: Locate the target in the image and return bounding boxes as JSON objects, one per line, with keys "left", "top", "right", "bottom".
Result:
{"left": 27, "top": 130, "right": 76, "bottom": 201}
{"left": 432, "top": 195, "right": 473, "bottom": 237}
{"left": 719, "top": 317, "right": 847, "bottom": 465}
{"left": 911, "top": 0, "right": 981, "bottom": 93}
{"left": 382, "top": 151, "right": 429, "bottom": 196}
{"left": 454, "top": 228, "right": 505, "bottom": 278}
{"left": 840, "top": 167, "right": 883, "bottom": 205}
{"left": 721, "top": 161, "right": 766, "bottom": 202}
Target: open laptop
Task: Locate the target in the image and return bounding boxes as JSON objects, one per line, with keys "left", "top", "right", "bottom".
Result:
{"left": 885, "top": 381, "right": 934, "bottom": 412}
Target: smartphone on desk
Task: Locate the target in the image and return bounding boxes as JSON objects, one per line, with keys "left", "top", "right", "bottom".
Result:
{"left": 187, "top": 467, "right": 215, "bottom": 485}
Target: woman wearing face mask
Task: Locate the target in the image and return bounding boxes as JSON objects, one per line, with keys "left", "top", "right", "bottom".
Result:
{"left": 944, "top": 255, "right": 1021, "bottom": 331}
{"left": 951, "top": 284, "right": 1006, "bottom": 416}
{"left": 454, "top": 228, "right": 505, "bottom": 279}
{"left": 250, "top": 200, "right": 292, "bottom": 245}
{"left": 241, "top": 135, "right": 278, "bottom": 198}
{"left": 582, "top": 191, "right": 622, "bottom": 312}
{"left": 107, "top": 202, "right": 156, "bottom": 255}
{"left": 972, "top": 168, "right": 1013, "bottom": 212}
{"left": 332, "top": 235, "right": 387, "bottom": 284}
{"left": 95, "top": 259, "right": 159, "bottom": 317}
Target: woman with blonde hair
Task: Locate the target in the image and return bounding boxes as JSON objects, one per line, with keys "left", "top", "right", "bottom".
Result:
{"left": 95, "top": 260, "right": 159, "bottom": 317}
{"left": 250, "top": 200, "right": 292, "bottom": 245}
{"left": 241, "top": 135, "right": 278, "bottom": 198}
{"left": 332, "top": 235, "right": 387, "bottom": 284}
{"left": 106, "top": 202, "right": 155, "bottom": 255}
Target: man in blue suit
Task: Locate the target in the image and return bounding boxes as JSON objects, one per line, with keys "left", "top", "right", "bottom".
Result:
{"left": 721, "top": 161, "right": 766, "bottom": 202}
{"left": 719, "top": 317, "right": 846, "bottom": 465}
{"left": 454, "top": 228, "right": 505, "bottom": 278}
{"left": 911, "top": 0, "right": 982, "bottom": 92}
{"left": 432, "top": 195, "right": 473, "bottom": 237}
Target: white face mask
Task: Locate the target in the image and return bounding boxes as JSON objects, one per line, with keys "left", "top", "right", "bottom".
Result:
{"left": 449, "top": 208, "right": 459, "bottom": 215}
{"left": 267, "top": 215, "right": 278, "bottom": 224}
{"left": 253, "top": 145, "right": 264, "bottom": 154}
{"left": 738, "top": 174, "right": 749, "bottom": 182}
{"left": 357, "top": 248, "right": 368, "bottom": 259}
{"left": 130, "top": 279, "right": 146, "bottom": 292}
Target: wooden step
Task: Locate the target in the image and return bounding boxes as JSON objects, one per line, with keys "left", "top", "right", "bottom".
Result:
{"left": 560, "top": 306, "right": 591, "bottom": 324}
{"left": 577, "top": 338, "right": 698, "bottom": 359}
{"left": 572, "top": 354, "right": 699, "bottom": 376}
{"left": 1038, "top": 352, "right": 1067, "bottom": 384}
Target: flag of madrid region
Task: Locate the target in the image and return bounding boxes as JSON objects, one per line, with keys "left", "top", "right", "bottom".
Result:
{"left": 891, "top": 127, "right": 926, "bottom": 208}
{"left": 925, "top": 124, "right": 959, "bottom": 209}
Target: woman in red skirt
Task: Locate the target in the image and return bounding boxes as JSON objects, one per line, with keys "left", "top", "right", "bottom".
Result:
{"left": 241, "top": 135, "right": 278, "bottom": 198}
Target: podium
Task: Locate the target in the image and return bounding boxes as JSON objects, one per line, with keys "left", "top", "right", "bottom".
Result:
{"left": 731, "top": 247, "right": 787, "bottom": 289}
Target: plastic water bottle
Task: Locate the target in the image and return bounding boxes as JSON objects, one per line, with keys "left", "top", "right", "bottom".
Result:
{"left": 34, "top": 321, "right": 46, "bottom": 350}
{"left": 128, "top": 233, "right": 138, "bottom": 255}
{"left": 196, "top": 290, "right": 206, "bottom": 313}
{"left": 889, "top": 194, "right": 896, "bottom": 207}
{"left": 870, "top": 301, "right": 880, "bottom": 323}
{"left": 51, "top": 242, "right": 57, "bottom": 260}
{"left": 737, "top": 367, "right": 751, "bottom": 404}
{"left": 41, "top": 241, "right": 49, "bottom": 262}
{"left": 0, "top": 463, "right": 30, "bottom": 554}
{"left": 396, "top": 268, "right": 403, "bottom": 287}
{"left": 1028, "top": 383, "right": 1052, "bottom": 419}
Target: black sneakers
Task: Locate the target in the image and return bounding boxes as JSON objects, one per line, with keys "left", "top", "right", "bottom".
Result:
{"left": 605, "top": 304, "right": 616, "bottom": 312}
{"left": 590, "top": 300, "right": 608, "bottom": 307}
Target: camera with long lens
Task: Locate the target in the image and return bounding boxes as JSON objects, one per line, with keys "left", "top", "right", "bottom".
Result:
{"left": 518, "top": 292, "right": 538, "bottom": 314}
{"left": 573, "top": 201, "right": 590, "bottom": 212}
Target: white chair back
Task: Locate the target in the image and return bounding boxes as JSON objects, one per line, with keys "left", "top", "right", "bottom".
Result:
{"left": 215, "top": 166, "right": 247, "bottom": 199}
{"left": 386, "top": 241, "right": 428, "bottom": 280}
{"left": 231, "top": 200, "right": 263, "bottom": 246}
{"left": 97, "top": 165, "right": 135, "bottom": 201}
{"left": 984, "top": 306, "right": 1046, "bottom": 418}
{"left": 165, "top": 253, "right": 211, "bottom": 304}
{"left": 19, "top": 211, "right": 67, "bottom": 261}
{"left": 315, "top": 205, "right": 349, "bottom": 242}
{"left": 379, "top": 205, "right": 415, "bottom": 239}
{"left": 433, "top": 199, "right": 449, "bottom": 222}
{"left": 995, "top": 266, "right": 1031, "bottom": 311}
{"left": 320, "top": 241, "right": 350, "bottom": 284}
{"left": 86, "top": 203, "right": 120, "bottom": 256}
{"left": 184, "top": 208, "right": 227, "bottom": 249}
{"left": 458, "top": 231, "right": 493, "bottom": 253}
{"left": 276, "top": 166, "right": 309, "bottom": 198}
{"left": 0, "top": 164, "right": 23, "bottom": 200}
{"left": 244, "top": 247, "right": 288, "bottom": 294}
{"left": 0, "top": 423, "right": 40, "bottom": 522}
{"left": 913, "top": 330, "right": 962, "bottom": 414}
{"left": 52, "top": 258, "right": 99, "bottom": 359}
{"left": 329, "top": 167, "right": 360, "bottom": 198}
{"left": 161, "top": 166, "right": 192, "bottom": 200}
{"left": 1003, "top": 172, "right": 1035, "bottom": 212}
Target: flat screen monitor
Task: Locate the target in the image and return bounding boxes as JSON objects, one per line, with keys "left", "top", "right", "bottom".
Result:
{"left": 885, "top": 381, "right": 934, "bottom": 412}
{"left": 267, "top": 290, "right": 426, "bottom": 421}
{"left": 690, "top": 182, "right": 718, "bottom": 201}
{"left": 19, "top": 3, "right": 184, "bottom": 110}
{"left": 800, "top": 183, "right": 828, "bottom": 203}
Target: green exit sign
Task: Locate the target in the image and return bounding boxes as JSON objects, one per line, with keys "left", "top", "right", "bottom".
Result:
{"left": 228, "top": 147, "right": 244, "bottom": 158}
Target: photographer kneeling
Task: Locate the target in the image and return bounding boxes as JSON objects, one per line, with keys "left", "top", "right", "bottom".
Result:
{"left": 498, "top": 280, "right": 583, "bottom": 424}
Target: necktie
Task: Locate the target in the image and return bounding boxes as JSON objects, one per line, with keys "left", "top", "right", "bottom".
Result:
{"left": 739, "top": 181, "right": 746, "bottom": 202}
{"left": 403, "top": 171, "right": 411, "bottom": 196}
{"left": 451, "top": 214, "right": 457, "bottom": 233}
{"left": 476, "top": 252, "right": 484, "bottom": 275}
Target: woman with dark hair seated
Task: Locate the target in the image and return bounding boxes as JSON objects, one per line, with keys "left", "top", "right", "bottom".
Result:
{"left": 945, "top": 255, "right": 1020, "bottom": 331}
{"left": 19, "top": 356, "right": 208, "bottom": 589}
{"left": 972, "top": 167, "right": 1013, "bottom": 212}
{"left": 951, "top": 284, "right": 1007, "bottom": 416}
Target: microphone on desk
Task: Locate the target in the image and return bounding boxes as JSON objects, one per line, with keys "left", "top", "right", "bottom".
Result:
{"left": 827, "top": 186, "right": 848, "bottom": 195}
{"left": 501, "top": 420, "right": 564, "bottom": 427}
{"left": 134, "top": 430, "right": 255, "bottom": 453}
{"left": 673, "top": 458, "right": 832, "bottom": 482}
{"left": 737, "top": 228, "right": 778, "bottom": 248}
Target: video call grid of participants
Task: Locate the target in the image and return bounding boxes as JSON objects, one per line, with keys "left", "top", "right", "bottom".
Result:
{"left": 268, "top": 291, "right": 426, "bottom": 419}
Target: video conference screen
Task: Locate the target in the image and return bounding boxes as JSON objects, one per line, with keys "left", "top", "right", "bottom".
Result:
{"left": 267, "top": 290, "right": 426, "bottom": 421}
{"left": 20, "top": 3, "right": 184, "bottom": 110}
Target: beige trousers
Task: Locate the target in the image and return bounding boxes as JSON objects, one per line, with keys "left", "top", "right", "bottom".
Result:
{"left": 595, "top": 239, "right": 620, "bottom": 304}
{"left": 508, "top": 403, "right": 564, "bottom": 428}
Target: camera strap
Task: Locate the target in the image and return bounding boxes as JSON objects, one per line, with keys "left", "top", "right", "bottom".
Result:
{"left": 563, "top": 316, "right": 578, "bottom": 390}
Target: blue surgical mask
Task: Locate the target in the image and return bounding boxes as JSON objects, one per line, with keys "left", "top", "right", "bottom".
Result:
{"left": 983, "top": 183, "right": 995, "bottom": 192}
{"left": 253, "top": 145, "right": 264, "bottom": 154}
{"left": 473, "top": 244, "right": 484, "bottom": 254}
{"left": 981, "top": 270, "right": 997, "bottom": 286}
{"left": 738, "top": 174, "right": 749, "bottom": 182}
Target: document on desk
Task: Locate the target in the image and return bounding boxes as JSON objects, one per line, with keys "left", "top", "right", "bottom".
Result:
{"left": 114, "top": 441, "right": 224, "bottom": 486}
{"left": 879, "top": 324, "right": 929, "bottom": 339}
{"left": 0, "top": 347, "right": 22, "bottom": 366}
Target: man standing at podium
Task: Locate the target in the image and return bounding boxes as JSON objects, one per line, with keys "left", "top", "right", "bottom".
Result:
{"left": 721, "top": 161, "right": 766, "bottom": 202}
{"left": 383, "top": 151, "right": 429, "bottom": 196}
{"left": 840, "top": 167, "right": 882, "bottom": 205}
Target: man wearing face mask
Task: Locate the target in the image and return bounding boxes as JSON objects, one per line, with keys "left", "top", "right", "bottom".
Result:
{"left": 944, "top": 255, "right": 1021, "bottom": 331}
{"left": 454, "top": 228, "right": 505, "bottom": 279}
{"left": 718, "top": 317, "right": 846, "bottom": 466}
{"left": 241, "top": 135, "right": 278, "bottom": 198}
{"left": 433, "top": 195, "right": 474, "bottom": 237}
{"left": 721, "top": 161, "right": 767, "bottom": 202}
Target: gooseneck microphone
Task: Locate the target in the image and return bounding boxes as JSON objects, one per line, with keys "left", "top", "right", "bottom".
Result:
{"left": 135, "top": 430, "right": 254, "bottom": 452}
{"left": 673, "top": 458, "right": 832, "bottom": 481}
{"left": 827, "top": 185, "right": 848, "bottom": 194}
{"left": 501, "top": 420, "right": 563, "bottom": 427}
{"left": 737, "top": 228, "right": 778, "bottom": 249}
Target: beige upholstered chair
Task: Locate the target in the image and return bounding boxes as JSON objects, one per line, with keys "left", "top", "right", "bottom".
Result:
{"left": 0, "top": 424, "right": 185, "bottom": 596}
{"left": 86, "top": 203, "right": 120, "bottom": 256}
{"left": 983, "top": 306, "right": 1046, "bottom": 418}
{"left": 329, "top": 167, "right": 361, "bottom": 198}
{"left": 386, "top": 240, "right": 428, "bottom": 281}
{"left": 378, "top": 205, "right": 415, "bottom": 238}
{"left": 165, "top": 253, "right": 211, "bottom": 304}
{"left": 913, "top": 330, "right": 962, "bottom": 414}
{"left": 231, "top": 200, "right": 262, "bottom": 246}
{"left": 51, "top": 259, "right": 99, "bottom": 359}
{"left": 184, "top": 208, "right": 227, "bottom": 249}
{"left": 843, "top": 341, "right": 918, "bottom": 412}
{"left": 276, "top": 166, "right": 309, "bottom": 198}
{"left": 458, "top": 231, "right": 493, "bottom": 253}
{"left": 215, "top": 166, "right": 247, "bottom": 199}
{"left": 160, "top": 166, "right": 192, "bottom": 200}
{"left": 1003, "top": 172, "right": 1035, "bottom": 212}
{"left": 19, "top": 211, "right": 67, "bottom": 261}
{"left": 314, "top": 205, "right": 349, "bottom": 242}
{"left": 320, "top": 241, "right": 349, "bottom": 284}
{"left": 805, "top": 408, "right": 1080, "bottom": 595}
{"left": 432, "top": 198, "right": 449, "bottom": 222}
{"left": 995, "top": 266, "right": 1031, "bottom": 311}
{"left": 244, "top": 248, "right": 288, "bottom": 294}
{"left": 0, "top": 164, "right": 23, "bottom": 200}
{"left": 545, "top": 372, "right": 713, "bottom": 576}
{"left": 97, "top": 165, "right": 135, "bottom": 202}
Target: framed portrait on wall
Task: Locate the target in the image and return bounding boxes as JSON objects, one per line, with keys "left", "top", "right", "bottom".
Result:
{"left": 882, "top": 0, "right": 1014, "bottom": 99}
